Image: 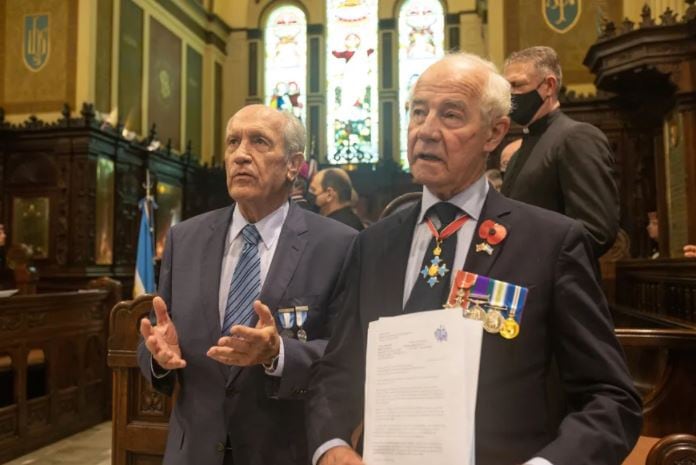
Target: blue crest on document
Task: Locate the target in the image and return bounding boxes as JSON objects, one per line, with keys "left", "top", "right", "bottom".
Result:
{"left": 434, "top": 325, "right": 448, "bottom": 342}
{"left": 23, "top": 14, "right": 50, "bottom": 71}
{"left": 543, "top": 0, "right": 581, "bottom": 34}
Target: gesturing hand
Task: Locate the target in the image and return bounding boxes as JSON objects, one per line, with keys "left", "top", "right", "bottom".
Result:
{"left": 207, "top": 300, "right": 280, "bottom": 367}
{"left": 139, "top": 296, "right": 187, "bottom": 370}
{"left": 319, "top": 446, "right": 365, "bottom": 465}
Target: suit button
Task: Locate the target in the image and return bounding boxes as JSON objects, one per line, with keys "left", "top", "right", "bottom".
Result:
{"left": 216, "top": 441, "right": 225, "bottom": 452}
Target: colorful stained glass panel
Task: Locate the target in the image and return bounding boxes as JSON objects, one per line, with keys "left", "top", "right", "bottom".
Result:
{"left": 398, "top": 0, "right": 445, "bottom": 168}
{"left": 264, "top": 6, "right": 307, "bottom": 122}
{"left": 326, "top": 0, "right": 378, "bottom": 164}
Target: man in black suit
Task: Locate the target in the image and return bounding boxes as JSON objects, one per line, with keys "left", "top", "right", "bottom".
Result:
{"left": 307, "top": 53, "right": 641, "bottom": 465}
{"left": 137, "top": 105, "right": 357, "bottom": 465}
{"left": 309, "top": 168, "right": 365, "bottom": 231}
{"left": 501, "top": 46, "right": 618, "bottom": 258}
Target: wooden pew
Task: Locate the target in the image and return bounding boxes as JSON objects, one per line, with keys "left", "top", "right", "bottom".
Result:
{"left": 108, "top": 294, "right": 171, "bottom": 465}
{"left": 0, "top": 285, "right": 115, "bottom": 463}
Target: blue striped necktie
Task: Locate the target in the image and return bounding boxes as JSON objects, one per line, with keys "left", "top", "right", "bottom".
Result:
{"left": 222, "top": 224, "right": 261, "bottom": 335}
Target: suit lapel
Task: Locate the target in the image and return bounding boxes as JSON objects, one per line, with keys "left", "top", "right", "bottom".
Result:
{"left": 199, "top": 205, "right": 235, "bottom": 380}
{"left": 257, "top": 201, "right": 308, "bottom": 319}
{"left": 463, "top": 189, "right": 512, "bottom": 277}
{"left": 378, "top": 202, "right": 421, "bottom": 317}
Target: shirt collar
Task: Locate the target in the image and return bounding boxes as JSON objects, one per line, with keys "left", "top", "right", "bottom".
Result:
{"left": 230, "top": 201, "right": 289, "bottom": 251}
{"left": 526, "top": 108, "right": 560, "bottom": 135}
{"left": 418, "top": 175, "right": 489, "bottom": 224}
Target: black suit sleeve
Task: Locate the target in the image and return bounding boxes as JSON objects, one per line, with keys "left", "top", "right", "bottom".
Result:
{"left": 557, "top": 123, "right": 619, "bottom": 257}
{"left": 537, "top": 221, "right": 642, "bottom": 464}
{"left": 306, "top": 236, "right": 365, "bottom": 455}
{"left": 136, "top": 228, "right": 177, "bottom": 396}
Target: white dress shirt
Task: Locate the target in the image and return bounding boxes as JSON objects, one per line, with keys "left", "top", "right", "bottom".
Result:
{"left": 402, "top": 176, "right": 488, "bottom": 307}
{"left": 313, "top": 177, "right": 552, "bottom": 465}
{"left": 151, "top": 202, "right": 291, "bottom": 379}
{"left": 218, "top": 201, "right": 289, "bottom": 376}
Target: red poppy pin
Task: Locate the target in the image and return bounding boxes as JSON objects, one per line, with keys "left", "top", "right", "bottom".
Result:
{"left": 475, "top": 220, "right": 507, "bottom": 255}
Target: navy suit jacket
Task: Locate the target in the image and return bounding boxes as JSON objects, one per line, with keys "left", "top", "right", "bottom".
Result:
{"left": 307, "top": 188, "right": 641, "bottom": 465}
{"left": 137, "top": 201, "right": 357, "bottom": 465}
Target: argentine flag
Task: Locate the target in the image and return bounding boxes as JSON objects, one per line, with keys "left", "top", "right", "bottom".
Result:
{"left": 133, "top": 198, "right": 155, "bottom": 297}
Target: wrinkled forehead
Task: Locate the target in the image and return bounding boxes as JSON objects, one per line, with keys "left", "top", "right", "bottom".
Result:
{"left": 413, "top": 65, "right": 485, "bottom": 104}
{"left": 226, "top": 106, "right": 284, "bottom": 134}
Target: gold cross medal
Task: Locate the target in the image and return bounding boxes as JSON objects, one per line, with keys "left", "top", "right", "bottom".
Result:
{"left": 421, "top": 214, "right": 470, "bottom": 288}
{"left": 420, "top": 240, "right": 449, "bottom": 287}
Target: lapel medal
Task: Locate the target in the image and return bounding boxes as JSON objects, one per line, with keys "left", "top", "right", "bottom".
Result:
{"left": 466, "top": 296, "right": 488, "bottom": 321}
{"left": 476, "top": 219, "right": 507, "bottom": 255}
{"left": 446, "top": 271, "right": 478, "bottom": 309}
{"left": 277, "top": 308, "right": 296, "bottom": 338}
{"left": 499, "top": 284, "right": 528, "bottom": 340}
{"left": 464, "top": 275, "right": 492, "bottom": 321}
{"left": 295, "top": 305, "right": 309, "bottom": 342}
{"left": 420, "top": 213, "right": 469, "bottom": 287}
{"left": 483, "top": 279, "right": 507, "bottom": 334}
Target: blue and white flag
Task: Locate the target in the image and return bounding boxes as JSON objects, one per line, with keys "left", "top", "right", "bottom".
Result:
{"left": 133, "top": 198, "right": 156, "bottom": 297}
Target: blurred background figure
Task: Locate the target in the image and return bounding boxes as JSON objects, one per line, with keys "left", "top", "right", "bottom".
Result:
{"left": 308, "top": 168, "right": 364, "bottom": 231}
{"left": 500, "top": 138, "right": 522, "bottom": 175}
{"left": 290, "top": 176, "right": 311, "bottom": 210}
{"left": 646, "top": 211, "right": 660, "bottom": 259}
{"left": 485, "top": 169, "right": 503, "bottom": 191}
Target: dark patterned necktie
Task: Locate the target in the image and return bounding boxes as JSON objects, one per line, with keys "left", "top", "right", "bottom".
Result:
{"left": 404, "top": 202, "right": 462, "bottom": 313}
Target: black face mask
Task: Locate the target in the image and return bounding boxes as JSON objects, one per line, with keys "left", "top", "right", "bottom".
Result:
{"left": 509, "top": 82, "right": 545, "bottom": 126}
{"left": 305, "top": 191, "right": 320, "bottom": 213}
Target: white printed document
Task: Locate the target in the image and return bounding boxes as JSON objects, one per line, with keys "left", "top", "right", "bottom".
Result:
{"left": 363, "top": 309, "right": 482, "bottom": 465}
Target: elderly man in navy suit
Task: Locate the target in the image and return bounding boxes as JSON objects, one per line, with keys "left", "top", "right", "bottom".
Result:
{"left": 307, "top": 53, "right": 641, "bottom": 465}
{"left": 137, "top": 104, "right": 356, "bottom": 465}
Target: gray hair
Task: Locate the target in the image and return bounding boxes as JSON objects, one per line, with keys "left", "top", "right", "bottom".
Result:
{"left": 505, "top": 46, "right": 563, "bottom": 95}
{"left": 412, "top": 52, "right": 512, "bottom": 129}
{"left": 277, "top": 111, "right": 306, "bottom": 159}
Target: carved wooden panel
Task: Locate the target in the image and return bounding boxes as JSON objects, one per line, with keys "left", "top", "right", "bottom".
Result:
{"left": 0, "top": 288, "right": 111, "bottom": 463}
{"left": 0, "top": 110, "right": 225, "bottom": 293}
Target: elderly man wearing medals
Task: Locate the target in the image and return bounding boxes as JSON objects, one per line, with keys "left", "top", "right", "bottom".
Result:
{"left": 445, "top": 270, "right": 528, "bottom": 340}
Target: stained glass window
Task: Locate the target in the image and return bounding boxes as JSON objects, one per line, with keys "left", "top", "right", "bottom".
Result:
{"left": 326, "top": 0, "right": 378, "bottom": 164}
{"left": 264, "top": 6, "right": 307, "bottom": 122}
{"left": 398, "top": 0, "right": 445, "bottom": 167}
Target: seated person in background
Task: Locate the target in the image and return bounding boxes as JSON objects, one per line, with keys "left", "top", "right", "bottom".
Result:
{"left": 309, "top": 168, "right": 365, "bottom": 231}
{"left": 646, "top": 211, "right": 659, "bottom": 259}
{"left": 0, "top": 224, "right": 5, "bottom": 270}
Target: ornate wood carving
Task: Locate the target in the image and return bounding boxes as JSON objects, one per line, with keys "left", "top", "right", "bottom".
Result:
{"left": 647, "top": 434, "right": 696, "bottom": 465}
{"left": 0, "top": 289, "right": 111, "bottom": 463}
{"left": 0, "top": 102, "right": 226, "bottom": 293}
{"left": 585, "top": 4, "right": 696, "bottom": 95}
{"left": 616, "top": 260, "right": 696, "bottom": 325}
